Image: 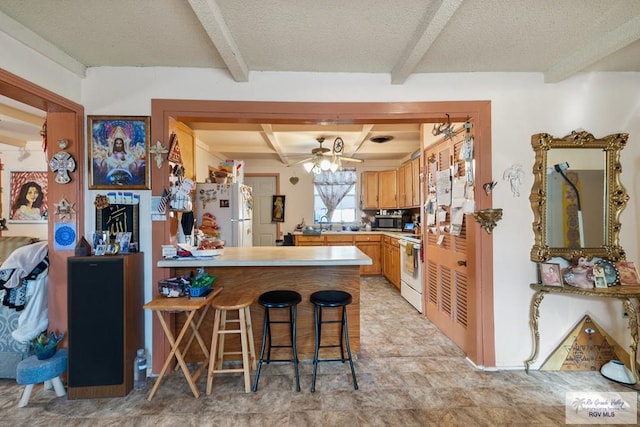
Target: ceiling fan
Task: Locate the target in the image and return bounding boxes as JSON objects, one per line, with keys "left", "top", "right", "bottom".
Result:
{"left": 287, "top": 137, "right": 363, "bottom": 170}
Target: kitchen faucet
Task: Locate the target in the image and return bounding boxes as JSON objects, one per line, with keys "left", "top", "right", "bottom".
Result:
{"left": 319, "top": 215, "right": 329, "bottom": 231}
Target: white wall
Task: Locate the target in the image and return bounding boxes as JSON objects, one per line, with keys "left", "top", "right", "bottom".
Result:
{"left": 4, "top": 36, "right": 640, "bottom": 370}
{"left": 0, "top": 32, "right": 81, "bottom": 103}
{"left": 0, "top": 141, "right": 48, "bottom": 240}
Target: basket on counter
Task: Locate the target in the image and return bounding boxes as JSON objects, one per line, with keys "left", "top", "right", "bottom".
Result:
{"left": 189, "top": 286, "right": 212, "bottom": 297}
{"left": 158, "top": 277, "right": 189, "bottom": 298}
{"left": 188, "top": 273, "right": 216, "bottom": 297}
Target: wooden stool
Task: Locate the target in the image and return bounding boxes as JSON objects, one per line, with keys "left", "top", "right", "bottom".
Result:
{"left": 16, "top": 349, "right": 68, "bottom": 407}
{"left": 206, "top": 292, "right": 257, "bottom": 394}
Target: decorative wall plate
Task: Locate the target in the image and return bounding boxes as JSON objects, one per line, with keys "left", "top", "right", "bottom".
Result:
{"left": 49, "top": 151, "right": 77, "bottom": 184}
{"left": 54, "top": 223, "right": 76, "bottom": 250}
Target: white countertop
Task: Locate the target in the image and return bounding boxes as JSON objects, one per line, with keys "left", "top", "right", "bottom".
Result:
{"left": 157, "top": 245, "right": 373, "bottom": 268}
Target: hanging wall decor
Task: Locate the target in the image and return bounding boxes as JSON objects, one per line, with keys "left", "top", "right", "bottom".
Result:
{"left": 8, "top": 171, "right": 48, "bottom": 223}
{"left": 96, "top": 203, "right": 140, "bottom": 244}
{"left": 54, "top": 222, "right": 77, "bottom": 251}
{"left": 167, "top": 132, "right": 183, "bottom": 165}
{"left": 53, "top": 196, "right": 76, "bottom": 221}
{"left": 49, "top": 139, "right": 77, "bottom": 184}
{"left": 272, "top": 195, "right": 285, "bottom": 222}
{"left": 88, "top": 116, "right": 150, "bottom": 189}
{"left": 149, "top": 140, "right": 169, "bottom": 168}
{"left": 503, "top": 164, "right": 525, "bottom": 197}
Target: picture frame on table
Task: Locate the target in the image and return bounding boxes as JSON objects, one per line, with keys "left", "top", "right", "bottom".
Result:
{"left": 94, "top": 244, "right": 106, "bottom": 256}
{"left": 539, "top": 262, "right": 562, "bottom": 287}
{"left": 88, "top": 115, "right": 150, "bottom": 189}
{"left": 115, "top": 232, "right": 132, "bottom": 253}
{"left": 8, "top": 171, "right": 48, "bottom": 223}
{"left": 105, "top": 243, "right": 120, "bottom": 255}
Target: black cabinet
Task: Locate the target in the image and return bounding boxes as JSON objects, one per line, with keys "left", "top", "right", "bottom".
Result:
{"left": 67, "top": 253, "right": 143, "bottom": 399}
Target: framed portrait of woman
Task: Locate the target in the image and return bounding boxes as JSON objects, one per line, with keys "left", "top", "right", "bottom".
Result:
{"left": 8, "top": 171, "right": 48, "bottom": 223}
{"left": 88, "top": 116, "right": 150, "bottom": 189}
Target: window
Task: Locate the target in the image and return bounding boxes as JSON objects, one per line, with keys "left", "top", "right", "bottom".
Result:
{"left": 314, "top": 185, "right": 357, "bottom": 223}
{"left": 312, "top": 169, "right": 358, "bottom": 224}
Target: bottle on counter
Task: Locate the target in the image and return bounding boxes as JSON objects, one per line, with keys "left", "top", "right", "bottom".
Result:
{"left": 134, "top": 348, "right": 147, "bottom": 390}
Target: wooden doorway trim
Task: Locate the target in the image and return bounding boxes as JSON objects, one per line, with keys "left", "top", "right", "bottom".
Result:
{"left": 150, "top": 99, "right": 494, "bottom": 371}
{"left": 0, "top": 68, "right": 85, "bottom": 338}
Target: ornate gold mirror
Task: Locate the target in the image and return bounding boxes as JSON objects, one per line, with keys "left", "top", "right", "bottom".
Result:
{"left": 529, "top": 131, "right": 628, "bottom": 262}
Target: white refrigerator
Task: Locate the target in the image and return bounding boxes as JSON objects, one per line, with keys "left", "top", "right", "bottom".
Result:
{"left": 195, "top": 183, "right": 253, "bottom": 247}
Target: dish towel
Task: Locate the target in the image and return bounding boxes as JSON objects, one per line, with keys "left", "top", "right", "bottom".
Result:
{"left": 405, "top": 243, "right": 415, "bottom": 274}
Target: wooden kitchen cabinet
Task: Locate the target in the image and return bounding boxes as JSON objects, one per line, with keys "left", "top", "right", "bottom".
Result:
{"left": 379, "top": 170, "right": 398, "bottom": 209}
{"left": 355, "top": 234, "right": 381, "bottom": 275}
{"left": 325, "top": 234, "right": 355, "bottom": 246}
{"left": 390, "top": 239, "right": 400, "bottom": 288}
{"left": 362, "top": 171, "right": 379, "bottom": 209}
{"left": 294, "top": 233, "right": 383, "bottom": 276}
{"left": 398, "top": 161, "right": 413, "bottom": 208}
{"left": 295, "top": 235, "right": 324, "bottom": 246}
{"left": 412, "top": 157, "right": 421, "bottom": 207}
{"left": 363, "top": 170, "right": 398, "bottom": 209}
{"left": 382, "top": 235, "right": 400, "bottom": 289}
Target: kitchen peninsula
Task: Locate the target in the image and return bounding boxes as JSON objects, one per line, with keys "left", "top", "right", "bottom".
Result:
{"left": 157, "top": 246, "right": 371, "bottom": 361}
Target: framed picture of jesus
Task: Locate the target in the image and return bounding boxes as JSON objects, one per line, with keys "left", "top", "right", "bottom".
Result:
{"left": 88, "top": 116, "right": 150, "bottom": 189}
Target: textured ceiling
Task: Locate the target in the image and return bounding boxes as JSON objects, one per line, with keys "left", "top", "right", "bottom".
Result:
{"left": 1, "top": 0, "right": 639, "bottom": 161}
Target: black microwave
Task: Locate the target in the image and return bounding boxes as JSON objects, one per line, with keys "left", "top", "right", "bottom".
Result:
{"left": 375, "top": 215, "right": 403, "bottom": 230}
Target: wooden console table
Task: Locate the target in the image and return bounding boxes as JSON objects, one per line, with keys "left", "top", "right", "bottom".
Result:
{"left": 524, "top": 283, "right": 640, "bottom": 381}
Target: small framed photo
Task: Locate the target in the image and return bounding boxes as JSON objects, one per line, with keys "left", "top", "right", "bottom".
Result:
{"left": 105, "top": 243, "right": 119, "bottom": 255}
{"left": 592, "top": 262, "right": 608, "bottom": 289}
{"left": 539, "top": 262, "right": 562, "bottom": 287}
{"left": 88, "top": 115, "right": 150, "bottom": 189}
{"left": 94, "top": 244, "right": 106, "bottom": 256}
{"left": 115, "top": 232, "right": 132, "bottom": 254}
{"left": 615, "top": 261, "right": 640, "bottom": 286}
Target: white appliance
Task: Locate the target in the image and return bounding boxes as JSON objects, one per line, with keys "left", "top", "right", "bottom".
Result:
{"left": 399, "top": 238, "right": 422, "bottom": 313}
{"left": 195, "top": 183, "right": 253, "bottom": 247}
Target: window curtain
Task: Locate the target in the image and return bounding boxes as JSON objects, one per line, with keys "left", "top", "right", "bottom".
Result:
{"left": 313, "top": 169, "right": 357, "bottom": 221}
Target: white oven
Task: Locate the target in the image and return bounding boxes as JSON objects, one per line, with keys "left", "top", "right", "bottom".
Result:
{"left": 399, "top": 239, "right": 422, "bottom": 313}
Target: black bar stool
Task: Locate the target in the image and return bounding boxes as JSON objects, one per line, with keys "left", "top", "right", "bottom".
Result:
{"left": 252, "top": 290, "right": 302, "bottom": 392}
{"left": 310, "top": 290, "right": 358, "bottom": 392}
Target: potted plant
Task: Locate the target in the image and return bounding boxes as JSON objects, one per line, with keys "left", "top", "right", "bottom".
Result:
{"left": 31, "top": 330, "right": 64, "bottom": 360}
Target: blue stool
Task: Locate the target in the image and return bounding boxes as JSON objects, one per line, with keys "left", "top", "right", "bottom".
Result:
{"left": 16, "top": 349, "right": 68, "bottom": 407}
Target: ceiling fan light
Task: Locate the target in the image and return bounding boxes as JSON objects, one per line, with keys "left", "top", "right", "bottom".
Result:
{"left": 320, "top": 158, "right": 331, "bottom": 170}
{"left": 329, "top": 161, "right": 339, "bottom": 172}
{"left": 312, "top": 163, "right": 322, "bottom": 174}
{"left": 303, "top": 162, "right": 314, "bottom": 173}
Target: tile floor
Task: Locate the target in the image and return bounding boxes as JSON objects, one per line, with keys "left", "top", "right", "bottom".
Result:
{"left": 1, "top": 276, "right": 638, "bottom": 426}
